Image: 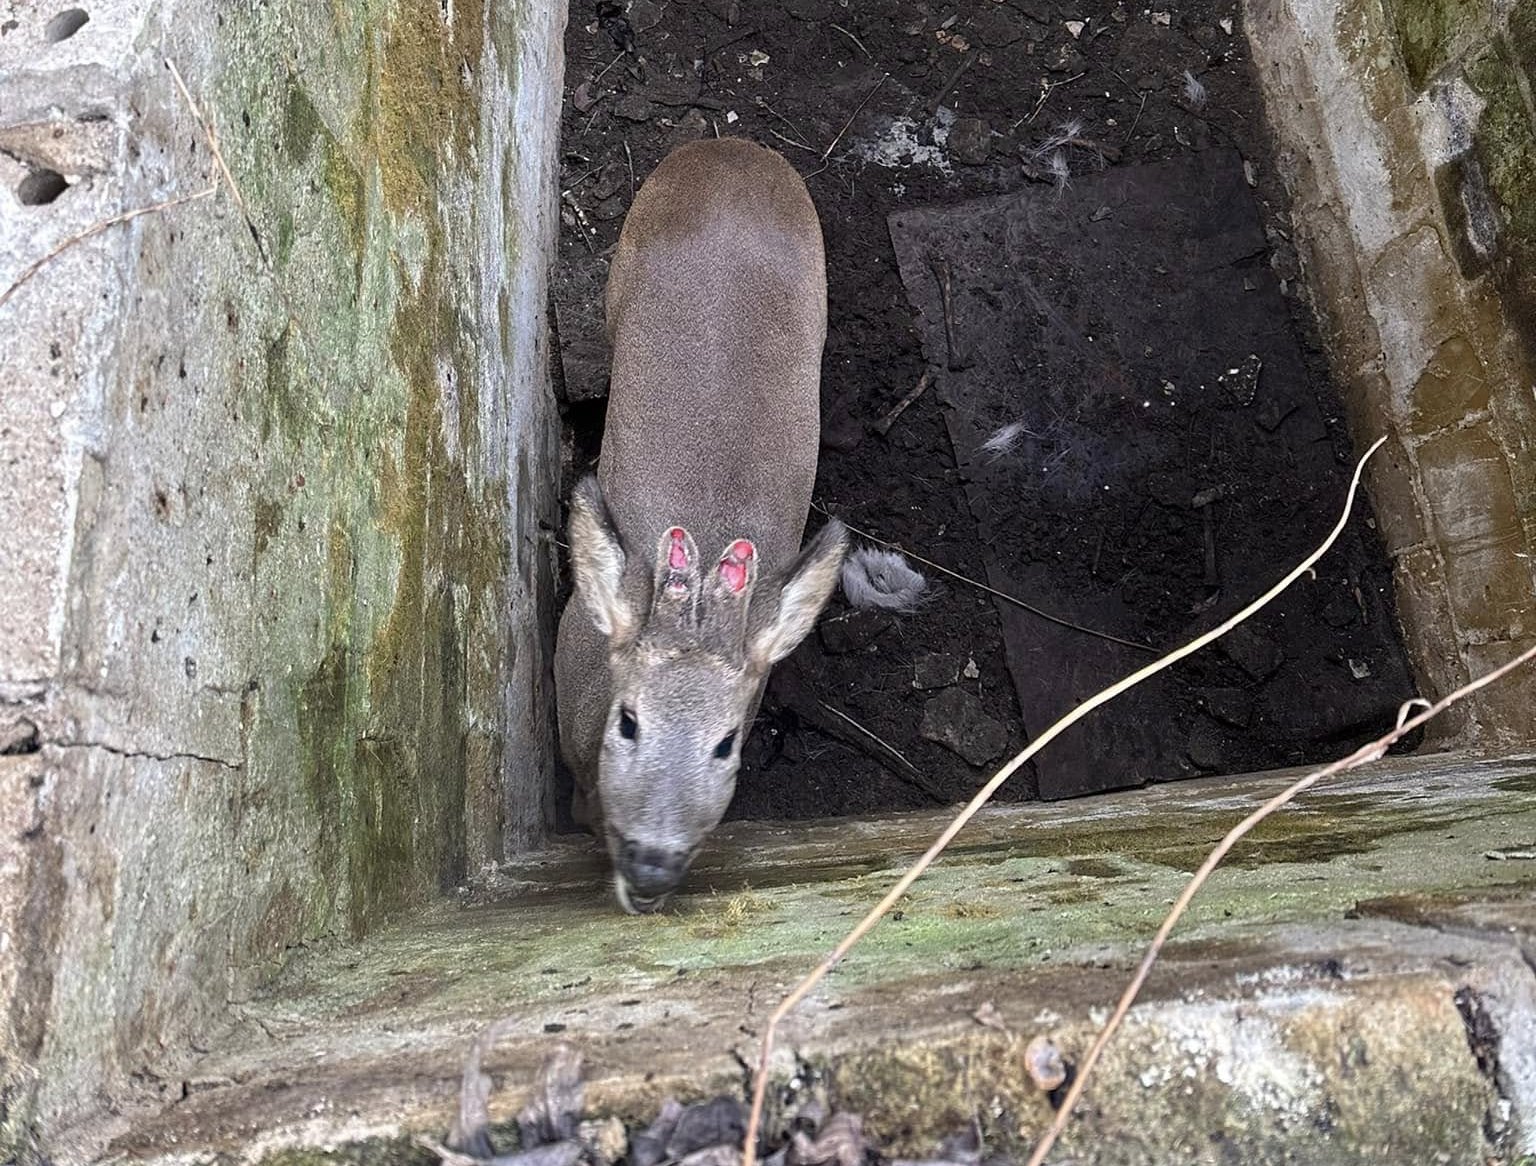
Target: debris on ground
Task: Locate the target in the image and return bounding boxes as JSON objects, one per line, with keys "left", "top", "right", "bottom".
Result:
{"left": 429, "top": 1030, "right": 908, "bottom": 1166}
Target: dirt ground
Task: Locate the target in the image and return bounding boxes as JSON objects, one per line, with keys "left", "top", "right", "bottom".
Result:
{"left": 549, "top": 0, "right": 1419, "bottom": 825}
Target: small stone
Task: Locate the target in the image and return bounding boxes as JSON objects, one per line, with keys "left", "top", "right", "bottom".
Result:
{"left": 614, "top": 93, "right": 654, "bottom": 122}
{"left": 1025, "top": 1035, "right": 1068, "bottom": 1091}
{"left": 1198, "top": 687, "right": 1252, "bottom": 728}
{"left": 963, "top": 656, "right": 980, "bottom": 679}
{"left": 1064, "top": 19, "right": 1085, "bottom": 37}
{"left": 592, "top": 195, "right": 629, "bottom": 221}
{"left": 627, "top": 0, "right": 663, "bottom": 31}
{"left": 1186, "top": 721, "right": 1225, "bottom": 771}
{"left": 920, "top": 688, "right": 1009, "bottom": 766}
{"left": 572, "top": 81, "right": 598, "bottom": 112}
{"left": 1219, "top": 17, "right": 1234, "bottom": 33}
{"left": 579, "top": 1117, "right": 629, "bottom": 1166}
{"left": 1047, "top": 44, "right": 1087, "bottom": 72}
{"left": 1220, "top": 626, "right": 1284, "bottom": 680}
{"left": 781, "top": 0, "right": 832, "bottom": 19}
{"left": 1150, "top": 10, "right": 1172, "bottom": 24}
{"left": 1322, "top": 592, "right": 1359, "bottom": 628}
{"left": 948, "top": 117, "right": 993, "bottom": 165}
{"left": 667, "top": 108, "right": 710, "bottom": 145}
{"left": 912, "top": 652, "right": 962, "bottom": 690}
{"left": 818, "top": 609, "right": 894, "bottom": 655}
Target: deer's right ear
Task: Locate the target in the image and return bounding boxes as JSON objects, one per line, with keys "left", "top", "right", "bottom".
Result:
{"left": 569, "top": 476, "right": 635, "bottom": 642}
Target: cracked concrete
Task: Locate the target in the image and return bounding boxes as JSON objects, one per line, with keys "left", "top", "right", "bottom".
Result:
{"left": 1243, "top": 0, "right": 1536, "bottom": 746}
{"left": 0, "top": 0, "right": 565, "bottom": 1156}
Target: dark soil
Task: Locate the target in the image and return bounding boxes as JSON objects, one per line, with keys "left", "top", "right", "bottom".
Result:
{"left": 550, "top": 0, "right": 1418, "bottom": 825}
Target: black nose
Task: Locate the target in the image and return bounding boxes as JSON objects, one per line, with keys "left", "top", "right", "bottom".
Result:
{"left": 620, "top": 841, "right": 689, "bottom": 899}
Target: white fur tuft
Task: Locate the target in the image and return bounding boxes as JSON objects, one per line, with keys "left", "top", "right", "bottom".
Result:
{"left": 981, "top": 420, "right": 1028, "bottom": 461}
{"left": 1182, "top": 70, "right": 1207, "bottom": 109}
{"left": 1048, "top": 149, "right": 1071, "bottom": 191}
{"left": 841, "top": 547, "right": 929, "bottom": 613}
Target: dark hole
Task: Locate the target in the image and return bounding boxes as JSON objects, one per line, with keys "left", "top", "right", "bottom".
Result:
{"left": 18, "top": 168, "right": 69, "bottom": 205}
{"left": 44, "top": 7, "right": 89, "bottom": 42}
{"left": 2, "top": 719, "right": 40, "bottom": 756}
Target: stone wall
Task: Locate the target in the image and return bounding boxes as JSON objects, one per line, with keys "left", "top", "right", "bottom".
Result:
{"left": 1244, "top": 0, "right": 1536, "bottom": 745}
{"left": 0, "top": 0, "right": 564, "bottom": 1155}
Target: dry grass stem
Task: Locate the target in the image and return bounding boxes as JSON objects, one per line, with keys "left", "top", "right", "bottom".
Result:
{"left": 1023, "top": 636, "right": 1536, "bottom": 1166}
{"left": 810, "top": 501, "right": 1155, "bottom": 654}
{"left": 0, "top": 186, "right": 217, "bottom": 312}
{"left": 817, "top": 701, "right": 921, "bottom": 777}
{"left": 806, "top": 74, "right": 888, "bottom": 178}
{"left": 741, "top": 436, "right": 1388, "bottom": 1166}
{"left": 830, "top": 23, "right": 873, "bottom": 60}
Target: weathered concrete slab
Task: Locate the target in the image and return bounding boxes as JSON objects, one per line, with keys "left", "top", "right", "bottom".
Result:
{"left": 79, "top": 751, "right": 1536, "bottom": 1165}
{"left": 0, "top": 0, "right": 565, "bottom": 1155}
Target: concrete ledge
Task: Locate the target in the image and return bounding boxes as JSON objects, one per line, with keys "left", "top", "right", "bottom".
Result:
{"left": 68, "top": 751, "right": 1536, "bottom": 1164}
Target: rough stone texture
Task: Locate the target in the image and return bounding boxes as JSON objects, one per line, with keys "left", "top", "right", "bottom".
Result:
{"left": 1244, "top": 0, "right": 1536, "bottom": 747}
{"left": 58, "top": 751, "right": 1536, "bottom": 1165}
{"left": 0, "top": 0, "right": 564, "bottom": 1156}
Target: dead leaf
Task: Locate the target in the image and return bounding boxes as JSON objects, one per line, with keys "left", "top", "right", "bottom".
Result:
{"left": 971, "top": 1001, "right": 1009, "bottom": 1033}
{"left": 449, "top": 1019, "right": 521, "bottom": 1158}
{"left": 519, "top": 1044, "right": 585, "bottom": 1146}
{"left": 789, "top": 1111, "right": 868, "bottom": 1166}
{"left": 573, "top": 82, "right": 597, "bottom": 112}
{"left": 678, "top": 1148, "right": 742, "bottom": 1166}
{"left": 670, "top": 1096, "right": 748, "bottom": 1157}
{"left": 629, "top": 1098, "right": 684, "bottom": 1166}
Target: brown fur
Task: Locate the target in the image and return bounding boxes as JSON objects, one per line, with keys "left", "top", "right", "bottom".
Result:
{"left": 553, "top": 139, "right": 846, "bottom": 912}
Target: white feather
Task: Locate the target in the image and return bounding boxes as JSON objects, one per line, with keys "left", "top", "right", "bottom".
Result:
{"left": 840, "top": 547, "right": 928, "bottom": 613}
{"left": 981, "top": 420, "right": 1027, "bottom": 461}
{"left": 1182, "top": 70, "right": 1207, "bottom": 109}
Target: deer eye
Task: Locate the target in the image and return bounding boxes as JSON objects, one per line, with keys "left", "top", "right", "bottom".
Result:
{"left": 713, "top": 730, "right": 737, "bottom": 759}
{"left": 619, "top": 707, "right": 639, "bottom": 741}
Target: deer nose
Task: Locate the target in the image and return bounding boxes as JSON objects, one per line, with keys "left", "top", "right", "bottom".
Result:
{"left": 620, "top": 841, "right": 689, "bottom": 901}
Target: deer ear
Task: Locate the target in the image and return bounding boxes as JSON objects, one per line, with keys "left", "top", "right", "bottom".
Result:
{"left": 568, "top": 476, "right": 635, "bottom": 642}
{"left": 650, "top": 525, "right": 703, "bottom": 627}
{"left": 749, "top": 519, "right": 848, "bottom": 668}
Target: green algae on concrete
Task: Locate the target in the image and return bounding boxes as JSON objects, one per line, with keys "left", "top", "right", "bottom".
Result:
{"left": 221, "top": 0, "right": 514, "bottom": 948}
{"left": 1388, "top": 0, "right": 1486, "bottom": 89}
{"left": 99, "top": 752, "right": 1536, "bottom": 1165}
{"left": 1468, "top": 32, "right": 1536, "bottom": 346}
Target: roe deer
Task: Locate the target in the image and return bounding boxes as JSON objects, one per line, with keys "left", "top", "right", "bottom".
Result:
{"left": 554, "top": 139, "right": 847, "bottom": 913}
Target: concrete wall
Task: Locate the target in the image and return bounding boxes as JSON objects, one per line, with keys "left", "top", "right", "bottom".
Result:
{"left": 1244, "top": 0, "right": 1536, "bottom": 746}
{"left": 0, "top": 0, "right": 564, "bottom": 1155}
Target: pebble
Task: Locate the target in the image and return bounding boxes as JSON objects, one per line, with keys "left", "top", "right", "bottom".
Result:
{"left": 948, "top": 117, "right": 993, "bottom": 165}
{"left": 920, "top": 688, "right": 1009, "bottom": 766}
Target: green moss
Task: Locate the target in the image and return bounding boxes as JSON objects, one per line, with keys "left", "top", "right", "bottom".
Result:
{"left": 260, "top": 324, "right": 302, "bottom": 444}
{"left": 1389, "top": 0, "right": 1483, "bottom": 90}
{"left": 281, "top": 84, "right": 323, "bottom": 163}
{"left": 250, "top": 1135, "right": 434, "bottom": 1165}
{"left": 253, "top": 495, "right": 284, "bottom": 559}
{"left": 1493, "top": 768, "right": 1536, "bottom": 793}
{"left": 1469, "top": 37, "right": 1536, "bottom": 249}
{"left": 322, "top": 136, "right": 367, "bottom": 289}
{"left": 370, "top": 0, "right": 487, "bottom": 215}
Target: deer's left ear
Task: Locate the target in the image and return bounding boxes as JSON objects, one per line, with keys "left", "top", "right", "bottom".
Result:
{"left": 568, "top": 476, "right": 636, "bottom": 643}
{"left": 748, "top": 519, "right": 848, "bottom": 668}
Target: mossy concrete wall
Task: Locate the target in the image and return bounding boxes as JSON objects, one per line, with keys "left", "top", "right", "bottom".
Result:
{"left": 0, "top": 0, "right": 564, "bottom": 1156}
{"left": 1244, "top": 0, "right": 1536, "bottom": 745}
